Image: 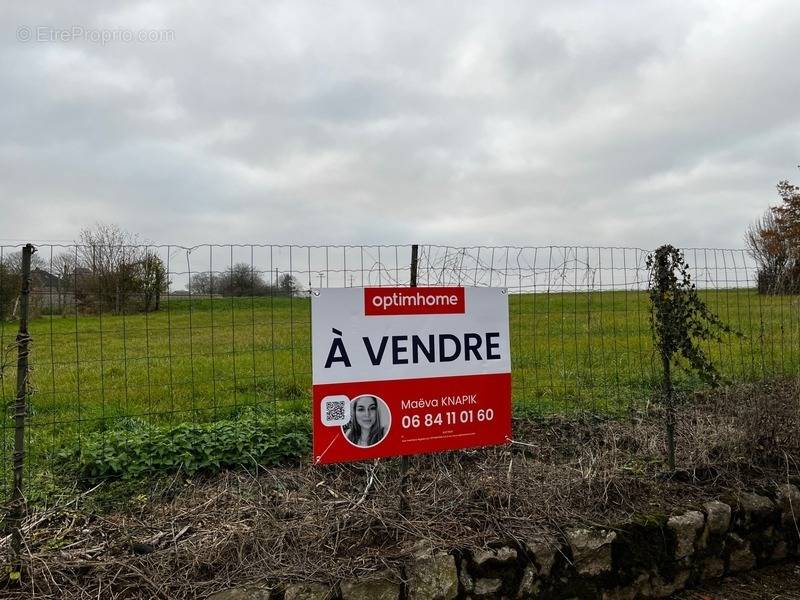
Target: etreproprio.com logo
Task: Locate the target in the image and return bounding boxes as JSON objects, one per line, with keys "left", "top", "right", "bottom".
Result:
{"left": 17, "top": 26, "right": 175, "bottom": 45}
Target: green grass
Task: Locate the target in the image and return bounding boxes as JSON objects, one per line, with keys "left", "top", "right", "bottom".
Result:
{"left": 508, "top": 287, "right": 800, "bottom": 414}
{"left": 0, "top": 288, "right": 798, "bottom": 484}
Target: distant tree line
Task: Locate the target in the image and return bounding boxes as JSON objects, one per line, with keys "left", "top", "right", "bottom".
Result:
{"left": 1, "top": 224, "right": 310, "bottom": 321}
{"left": 1, "top": 248, "right": 54, "bottom": 319}
{"left": 1, "top": 224, "right": 168, "bottom": 319}
{"left": 747, "top": 179, "right": 800, "bottom": 295}
{"left": 187, "top": 265, "right": 299, "bottom": 297}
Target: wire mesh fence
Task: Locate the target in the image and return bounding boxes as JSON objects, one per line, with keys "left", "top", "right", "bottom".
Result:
{"left": 0, "top": 243, "right": 798, "bottom": 498}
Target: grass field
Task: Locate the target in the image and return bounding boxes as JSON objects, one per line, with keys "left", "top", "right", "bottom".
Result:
{"left": 1, "top": 288, "right": 798, "bottom": 482}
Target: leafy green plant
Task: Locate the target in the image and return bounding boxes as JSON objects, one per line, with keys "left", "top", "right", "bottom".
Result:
{"left": 59, "top": 409, "right": 310, "bottom": 482}
{"left": 647, "top": 244, "right": 738, "bottom": 470}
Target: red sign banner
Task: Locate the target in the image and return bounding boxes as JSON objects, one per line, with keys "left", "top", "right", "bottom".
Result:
{"left": 312, "top": 287, "right": 511, "bottom": 464}
{"left": 313, "top": 373, "right": 511, "bottom": 463}
{"left": 364, "top": 287, "right": 465, "bottom": 316}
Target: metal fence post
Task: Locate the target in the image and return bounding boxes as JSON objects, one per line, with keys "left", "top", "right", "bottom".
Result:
{"left": 9, "top": 243, "right": 35, "bottom": 577}
{"left": 399, "top": 244, "right": 418, "bottom": 515}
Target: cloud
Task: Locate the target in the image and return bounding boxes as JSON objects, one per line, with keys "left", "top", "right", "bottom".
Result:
{"left": 1, "top": 0, "right": 799, "bottom": 250}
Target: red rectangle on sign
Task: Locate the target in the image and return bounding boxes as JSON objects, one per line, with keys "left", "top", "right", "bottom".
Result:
{"left": 313, "top": 373, "right": 511, "bottom": 464}
{"left": 364, "top": 287, "right": 465, "bottom": 316}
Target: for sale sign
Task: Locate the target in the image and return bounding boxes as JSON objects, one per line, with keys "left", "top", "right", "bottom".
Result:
{"left": 312, "top": 286, "right": 511, "bottom": 464}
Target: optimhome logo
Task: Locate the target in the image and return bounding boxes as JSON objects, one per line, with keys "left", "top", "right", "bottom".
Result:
{"left": 364, "top": 287, "right": 465, "bottom": 316}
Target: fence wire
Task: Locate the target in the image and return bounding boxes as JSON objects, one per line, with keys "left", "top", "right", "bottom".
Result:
{"left": 0, "top": 244, "right": 798, "bottom": 496}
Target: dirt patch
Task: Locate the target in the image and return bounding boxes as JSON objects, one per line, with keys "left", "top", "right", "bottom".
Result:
{"left": 2, "top": 378, "right": 799, "bottom": 599}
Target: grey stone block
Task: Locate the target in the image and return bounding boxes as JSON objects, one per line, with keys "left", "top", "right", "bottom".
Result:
{"left": 340, "top": 573, "right": 400, "bottom": 600}
{"left": 567, "top": 528, "right": 617, "bottom": 577}
{"left": 406, "top": 551, "right": 458, "bottom": 600}
{"left": 208, "top": 588, "right": 272, "bottom": 600}
{"left": 668, "top": 510, "right": 704, "bottom": 559}
{"left": 704, "top": 500, "right": 732, "bottom": 535}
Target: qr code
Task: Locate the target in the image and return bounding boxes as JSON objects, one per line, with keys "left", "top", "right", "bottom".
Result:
{"left": 326, "top": 400, "right": 345, "bottom": 421}
{"left": 321, "top": 395, "right": 350, "bottom": 427}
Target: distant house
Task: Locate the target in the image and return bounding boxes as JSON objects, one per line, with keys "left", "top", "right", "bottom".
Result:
{"left": 31, "top": 268, "right": 59, "bottom": 288}
{"left": 29, "top": 268, "right": 75, "bottom": 315}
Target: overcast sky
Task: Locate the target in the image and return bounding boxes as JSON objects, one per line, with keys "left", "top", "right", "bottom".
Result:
{"left": 2, "top": 0, "right": 799, "bottom": 249}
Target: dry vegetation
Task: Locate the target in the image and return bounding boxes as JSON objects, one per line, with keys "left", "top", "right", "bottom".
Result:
{"left": 2, "top": 379, "right": 799, "bottom": 599}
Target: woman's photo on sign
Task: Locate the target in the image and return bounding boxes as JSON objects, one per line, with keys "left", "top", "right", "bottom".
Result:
{"left": 342, "top": 394, "right": 391, "bottom": 447}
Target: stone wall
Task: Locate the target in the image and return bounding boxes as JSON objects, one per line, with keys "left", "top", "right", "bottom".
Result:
{"left": 210, "top": 484, "right": 800, "bottom": 600}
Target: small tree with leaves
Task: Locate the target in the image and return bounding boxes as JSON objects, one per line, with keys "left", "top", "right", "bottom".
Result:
{"left": 746, "top": 179, "right": 800, "bottom": 294}
{"left": 137, "top": 251, "right": 168, "bottom": 312}
{"left": 647, "top": 245, "right": 737, "bottom": 471}
{"left": 277, "top": 273, "right": 300, "bottom": 296}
